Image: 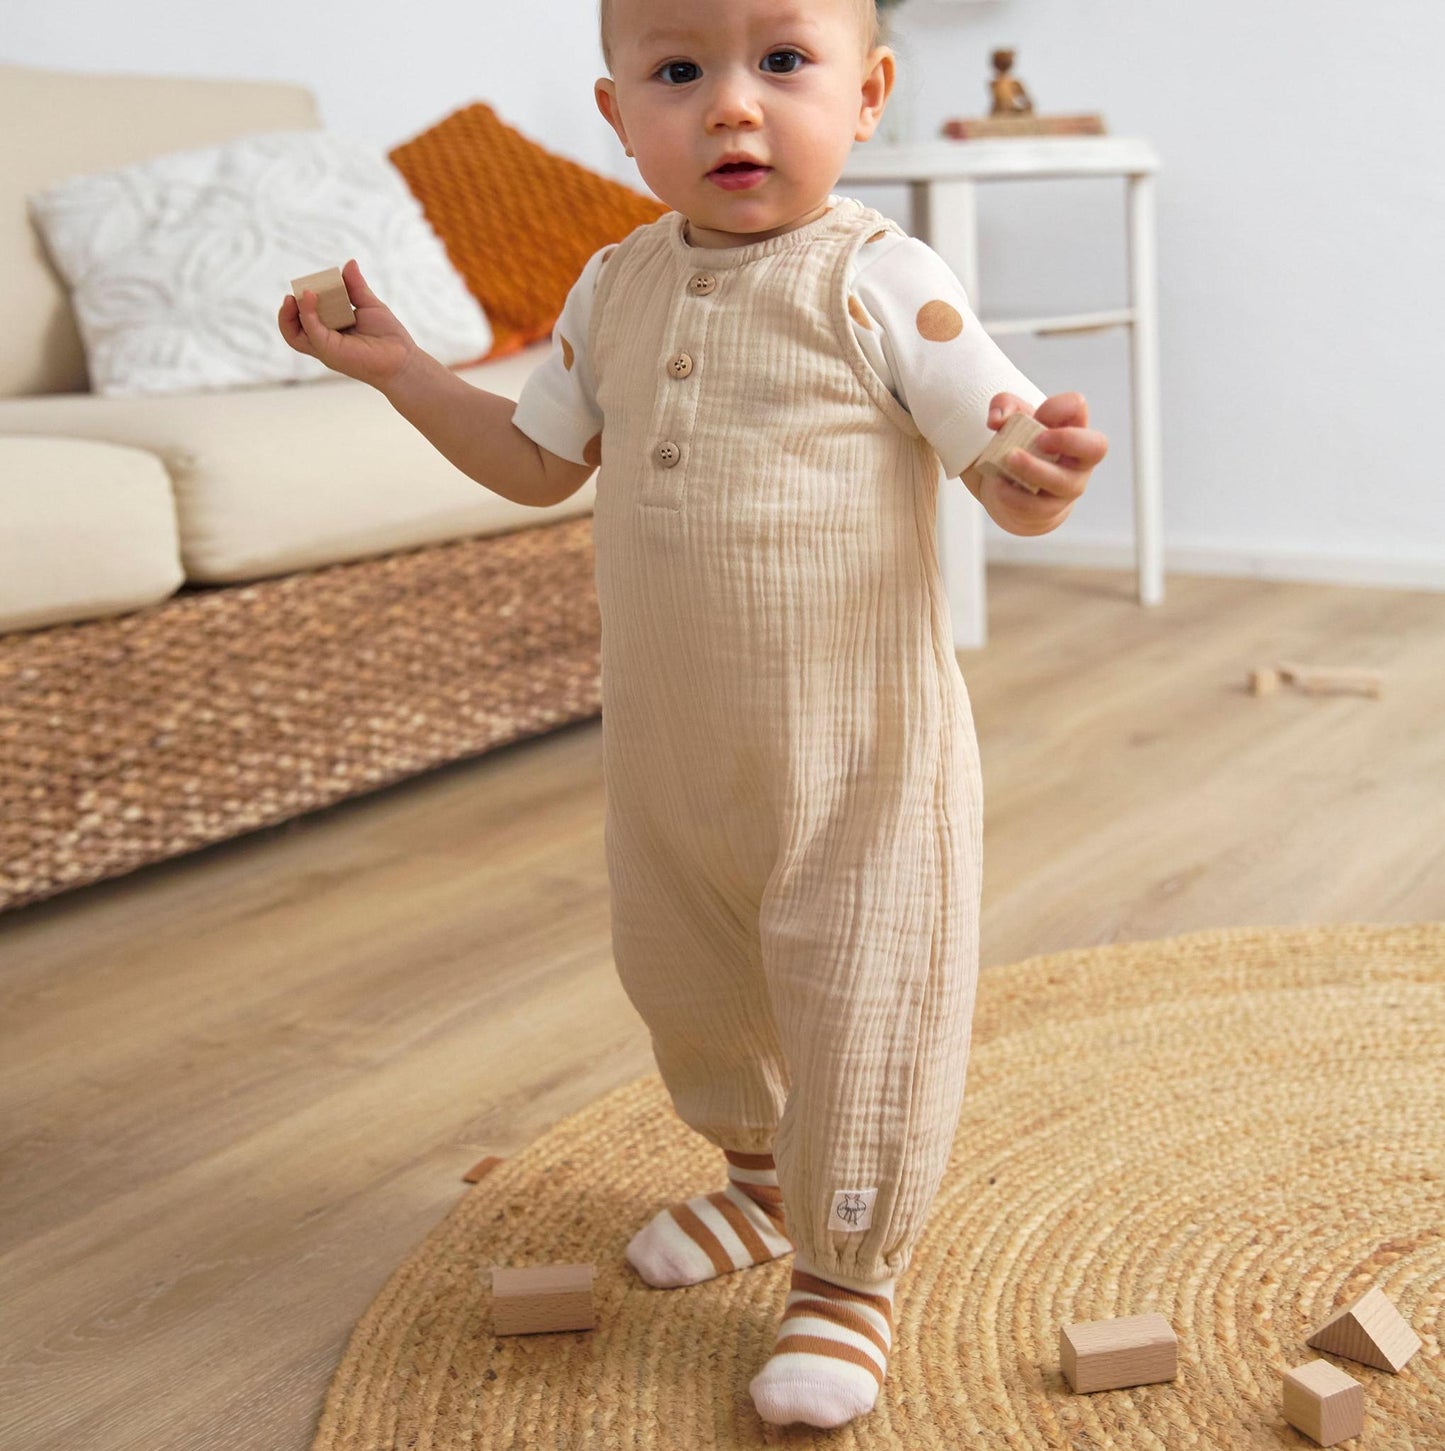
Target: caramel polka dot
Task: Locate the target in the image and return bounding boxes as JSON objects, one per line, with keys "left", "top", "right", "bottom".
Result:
{"left": 848, "top": 295, "right": 874, "bottom": 330}
{"left": 603, "top": 246, "right": 617, "bottom": 263}
{"left": 583, "top": 432, "right": 603, "bottom": 467}
{"left": 866, "top": 229, "right": 888, "bottom": 244}
{"left": 561, "top": 336, "right": 574, "bottom": 371}
{"left": 917, "top": 300, "right": 964, "bottom": 342}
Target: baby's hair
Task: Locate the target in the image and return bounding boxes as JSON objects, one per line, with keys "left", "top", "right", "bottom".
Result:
{"left": 599, "top": 0, "right": 881, "bottom": 74}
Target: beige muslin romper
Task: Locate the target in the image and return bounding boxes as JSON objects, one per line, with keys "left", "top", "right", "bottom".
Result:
{"left": 587, "top": 196, "right": 983, "bottom": 1286}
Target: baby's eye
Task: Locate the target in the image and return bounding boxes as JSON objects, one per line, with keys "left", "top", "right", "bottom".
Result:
{"left": 656, "top": 60, "right": 701, "bottom": 85}
{"left": 762, "top": 49, "right": 805, "bottom": 74}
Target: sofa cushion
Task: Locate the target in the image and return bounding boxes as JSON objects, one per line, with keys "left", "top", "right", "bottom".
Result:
{"left": 0, "top": 437, "right": 183, "bottom": 633}
{"left": 388, "top": 103, "right": 668, "bottom": 361}
{"left": 1, "top": 63, "right": 321, "bottom": 400}
{"left": 0, "top": 346, "right": 595, "bottom": 585}
{"left": 27, "top": 129, "right": 494, "bottom": 398}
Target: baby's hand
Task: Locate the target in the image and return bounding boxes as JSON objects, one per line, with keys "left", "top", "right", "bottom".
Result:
{"left": 975, "top": 391, "right": 1107, "bottom": 537}
{"left": 277, "top": 258, "right": 421, "bottom": 393}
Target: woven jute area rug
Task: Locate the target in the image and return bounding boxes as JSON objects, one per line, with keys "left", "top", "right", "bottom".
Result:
{"left": 310, "top": 925, "right": 1442, "bottom": 1449}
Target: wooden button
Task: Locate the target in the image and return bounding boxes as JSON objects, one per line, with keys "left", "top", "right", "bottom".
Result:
{"left": 668, "top": 352, "right": 694, "bottom": 378}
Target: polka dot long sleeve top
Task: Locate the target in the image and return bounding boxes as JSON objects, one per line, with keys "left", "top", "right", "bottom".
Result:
{"left": 512, "top": 206, "right": 1047, "bottom": 481}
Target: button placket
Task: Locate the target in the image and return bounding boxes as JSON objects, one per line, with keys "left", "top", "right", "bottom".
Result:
{"left": 641, "top": 267, "right": 718, "bottom": 511}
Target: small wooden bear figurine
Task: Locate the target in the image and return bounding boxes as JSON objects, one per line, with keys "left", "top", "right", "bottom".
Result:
{"left": 989, "top": 49, "right": 1035, "bottom": 117}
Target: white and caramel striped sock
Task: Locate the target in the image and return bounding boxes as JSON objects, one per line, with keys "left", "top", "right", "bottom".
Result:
{"left": 625, "top": 1148, "right": 792, "bottom": 1288}
{"left": 748, "top": 1252, "right": 896, "bottom": 1428}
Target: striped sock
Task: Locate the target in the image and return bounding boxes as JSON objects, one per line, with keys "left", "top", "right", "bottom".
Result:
{"left": 625, "top": 1149, "right": 792, "bottom": 1288}
{"left": 748, "top": 1252, "right": 896, "bottom": 1428}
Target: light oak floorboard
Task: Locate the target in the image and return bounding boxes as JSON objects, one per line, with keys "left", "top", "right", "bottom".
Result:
{"left": 1, "top": 565, "right": 1440, "bottom": 1449}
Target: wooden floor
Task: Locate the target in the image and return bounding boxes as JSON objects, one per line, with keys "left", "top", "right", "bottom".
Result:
{"left": 2, "top": 564, "right": 1441, "bottom": 1451}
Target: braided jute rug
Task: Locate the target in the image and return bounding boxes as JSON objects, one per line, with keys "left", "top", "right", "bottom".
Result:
{"left": 309, "top": 925, "right": 1442, "bottom": 1449}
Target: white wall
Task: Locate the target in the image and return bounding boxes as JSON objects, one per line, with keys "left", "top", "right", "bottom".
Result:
{"left": 892, "top": 0, "right": 1444, "bottom": 589}
{"left": 6, "top": 0, "right": 1442, "bottom": 589}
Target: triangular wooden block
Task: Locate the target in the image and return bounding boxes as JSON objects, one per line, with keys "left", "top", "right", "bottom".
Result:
{"left": 1307, "top": 1286, "right": 1421, "bottom": 1372}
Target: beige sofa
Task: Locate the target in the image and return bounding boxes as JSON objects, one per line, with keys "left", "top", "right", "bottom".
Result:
{"left": 0, "top": 63, "right": 602, "bottom": 912}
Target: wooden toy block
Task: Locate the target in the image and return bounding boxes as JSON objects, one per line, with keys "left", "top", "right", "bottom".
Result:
{"left": 962, "top": 412, "right": 1049, "bottom": 495}
{"left": 1275, "top": 662, "right": 1383, "bottom": 699}
{"left": 1282, "top": 1358, "right": 1365, "bottom": 1446}
{"left": 462, "top": 1154, "right": 505, "bottom": 1184}
{"left": 290, "top": 265, "right": 357, "bottom": 331}
{"left": 491, "top": 1263, "right": 595, "bottom": 1336}
{"left": 1306, "top": 1285, "right": 1421, "bottom": 1372}
{"left": 1248, "top": 666, "right": 1281, "bottom": 696}
{"left": 1060, "top": 1313, "right": 1177, "bottom": 1393}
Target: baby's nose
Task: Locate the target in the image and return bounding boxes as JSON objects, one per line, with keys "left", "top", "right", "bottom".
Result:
{"left": 704, "top": 73, "right": 764, "bottom": 128}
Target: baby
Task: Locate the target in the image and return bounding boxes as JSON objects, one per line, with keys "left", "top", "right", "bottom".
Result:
{"left": 280, "top": 0, "right": 1106, "bottom": 1429}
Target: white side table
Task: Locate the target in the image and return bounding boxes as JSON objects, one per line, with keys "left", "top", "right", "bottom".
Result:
{"left": 840, "top": 136, "right": 1163, "bottom": 649}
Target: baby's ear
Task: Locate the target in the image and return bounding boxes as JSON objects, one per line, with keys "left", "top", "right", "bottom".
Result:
{"left": 855, "top": 45, "right": 896, "bottom": 141}
{"left": 594, "top": 79, "right": 626, "bottom": 146}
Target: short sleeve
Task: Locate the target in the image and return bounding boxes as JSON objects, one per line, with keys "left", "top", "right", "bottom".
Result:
{"left": 510, "top": 244, "right": 609, "bottom": 466}
{"left": 849, "top": 235, "right": 1047, "bottom": 479}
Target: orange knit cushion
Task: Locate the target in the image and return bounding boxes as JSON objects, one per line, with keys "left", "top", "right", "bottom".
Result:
{"left": 388, "top": 103, "right": 669, "bottom": 364}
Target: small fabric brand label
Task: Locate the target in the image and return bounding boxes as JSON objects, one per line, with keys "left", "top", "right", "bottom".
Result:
{"left": 828, "top": 1186, "right": 878, "bottom": 1233}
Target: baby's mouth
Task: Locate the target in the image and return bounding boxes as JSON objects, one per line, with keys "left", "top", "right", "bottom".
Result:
{"left": 707, "top": 161, "right": 771, "bottom": 187}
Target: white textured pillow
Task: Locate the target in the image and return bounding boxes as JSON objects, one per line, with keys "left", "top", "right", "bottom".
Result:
{"left": 27, "top": 129, "right": 493, "bottom": 397}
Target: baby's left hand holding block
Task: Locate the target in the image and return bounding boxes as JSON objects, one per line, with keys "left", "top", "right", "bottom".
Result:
{"left": 963, "top": 412, "right": 1048, "bottom": 495}
{"left": 290, "top": 265, "right": 357, "bottom": 331}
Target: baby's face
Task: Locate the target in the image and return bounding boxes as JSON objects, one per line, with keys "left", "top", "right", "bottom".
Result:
{"left": 596, "top": 0, "right": 893, "bottom": 248}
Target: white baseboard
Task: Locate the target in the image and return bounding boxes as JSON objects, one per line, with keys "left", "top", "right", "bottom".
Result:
{"left": 985, "top": 533, "right": 1445, "bottom": 593}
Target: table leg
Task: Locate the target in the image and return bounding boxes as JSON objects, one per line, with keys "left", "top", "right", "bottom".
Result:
{"left": 915, "top": 177, "right": 988, "bottom": 650}
{"left": 1127, "top": 172, "right": 1165, "bottom": 605}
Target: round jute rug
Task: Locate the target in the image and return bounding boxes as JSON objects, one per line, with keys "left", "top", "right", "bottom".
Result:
{"left": 309, "top": 925, "right": 1442, "bottom": 1449}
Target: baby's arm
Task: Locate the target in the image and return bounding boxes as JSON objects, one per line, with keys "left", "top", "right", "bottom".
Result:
{"left": 383, "top": 353, "right": 594, "bottom": 509}
{"left": 280, "top": 258, "right": 594, "bottom": 510}
{"left": 509, "top": 247, "right": 610, "bottom": 481}
{"left": 849, "top": 235, "right": 1106, "bottom": 533}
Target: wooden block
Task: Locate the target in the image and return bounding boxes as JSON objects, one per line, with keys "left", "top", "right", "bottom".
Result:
{"left": 462, "top": 1154, "right": 505, "bottom": 1184}
{"left": 1249, "top": 667, "right": 1281, "bottom": 696}
{"left": 1275, "top": 662, "right": 1383, "bottom": 699}
{"left": 1283, "top": 1358, "right": 1365, "bottom": 1446}
{"left": 491, "top": 1263, "right": 595, "bottom": 1336}
{"left": 1307, "top": 1285, "right": 1421, "bottom": 1372}
{"left": 1060, "top": 1313, "right": 1177, "bottom": 1393}
{"left": 962, "top": 412, "right": 1049, "bottom": 495}
{"left": 290, "top": 265, "right": 357, "bottom": 331}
